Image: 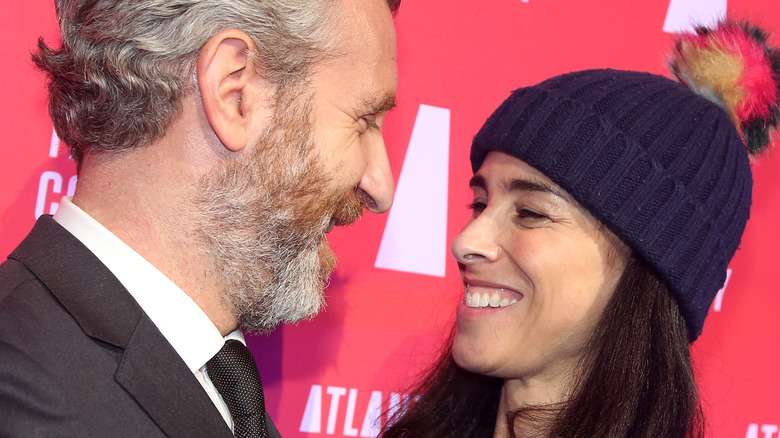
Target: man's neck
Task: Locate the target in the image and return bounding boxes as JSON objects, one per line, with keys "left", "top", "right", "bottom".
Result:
{"left": 72, "top": 140, "right": 239, "bottom": 336}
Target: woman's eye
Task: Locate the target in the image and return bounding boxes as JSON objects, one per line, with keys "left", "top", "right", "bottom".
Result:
{"left": 467, "top": 201, "right": 486, "bottom": 216}
{"left": 517, "top": 209, "right": 549, "bottom": 221}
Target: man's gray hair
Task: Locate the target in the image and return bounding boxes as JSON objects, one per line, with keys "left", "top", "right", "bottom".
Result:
{"left": 34, "top": 0, "right": 400, "bottom": 167}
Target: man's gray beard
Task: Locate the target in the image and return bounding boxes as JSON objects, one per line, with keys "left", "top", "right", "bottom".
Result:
{"left": 195, "top": 102, "right": 336, "bottom": 334}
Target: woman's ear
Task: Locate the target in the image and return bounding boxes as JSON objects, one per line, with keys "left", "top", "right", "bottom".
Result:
{"left": 196, "top": 29, "right": 265, "bottom": 152}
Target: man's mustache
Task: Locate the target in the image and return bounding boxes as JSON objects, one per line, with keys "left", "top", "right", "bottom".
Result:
{"left": 332, "top": 189, "right": 370, "bottom": 227}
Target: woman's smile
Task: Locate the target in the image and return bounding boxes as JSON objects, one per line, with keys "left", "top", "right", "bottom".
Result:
{"left": 463, "top": 280, "right": 523, "bottom": 309}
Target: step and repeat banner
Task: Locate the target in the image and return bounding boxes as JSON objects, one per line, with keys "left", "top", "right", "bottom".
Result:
{"left": 2, "top": 1, "right": 780, "bottom": 437}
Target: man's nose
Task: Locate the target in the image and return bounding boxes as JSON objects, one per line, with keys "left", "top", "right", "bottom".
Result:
{"left": 358, "top": 138, "right": 394, "bottom": 214}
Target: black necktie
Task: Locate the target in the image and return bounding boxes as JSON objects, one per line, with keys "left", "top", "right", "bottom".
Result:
{"left": 207, "top": 340, "right": 269, "bottom": 438}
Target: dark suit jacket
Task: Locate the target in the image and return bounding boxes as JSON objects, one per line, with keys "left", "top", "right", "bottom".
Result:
{"left": 0, "top": 215, "right": 281, "bottom": 437}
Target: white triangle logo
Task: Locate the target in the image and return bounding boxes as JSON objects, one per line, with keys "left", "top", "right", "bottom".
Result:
{"left": 375, "top": 104, "right": 451, "bottom": 277}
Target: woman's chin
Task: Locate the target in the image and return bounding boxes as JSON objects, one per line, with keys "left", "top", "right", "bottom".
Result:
{"left": 452, "top": 335, "right": 498, "bottom": 377}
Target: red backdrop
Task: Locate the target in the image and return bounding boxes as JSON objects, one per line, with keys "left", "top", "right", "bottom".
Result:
{"left": 2, "top": 1, "right": 779, "bottom": 437}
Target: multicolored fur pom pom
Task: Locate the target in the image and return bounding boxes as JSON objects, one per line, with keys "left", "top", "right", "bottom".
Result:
{"left": 670, "top": 20, "right": 780, "bottom": 155}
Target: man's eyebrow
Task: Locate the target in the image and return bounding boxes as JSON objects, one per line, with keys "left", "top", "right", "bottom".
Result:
{"left": 362, "top": 92, "right": 397, "bottom": 114}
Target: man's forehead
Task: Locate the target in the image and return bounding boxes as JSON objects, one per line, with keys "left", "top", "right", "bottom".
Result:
{"left": 330, "top": 0, "right": 397, "bottom": 53}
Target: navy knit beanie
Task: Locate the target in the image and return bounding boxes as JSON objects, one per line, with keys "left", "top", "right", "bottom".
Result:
{"left": 470, "top": 69, "right": 752, "bottom": 341}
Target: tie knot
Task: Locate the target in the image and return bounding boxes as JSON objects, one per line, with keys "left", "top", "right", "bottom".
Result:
{"left": 207, "top": 340, "right": 268, "bottom": 437}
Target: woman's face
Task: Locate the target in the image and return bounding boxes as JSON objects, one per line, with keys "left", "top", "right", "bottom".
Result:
{"left": 451, "top": 151, "right": 628, "bottom": 389}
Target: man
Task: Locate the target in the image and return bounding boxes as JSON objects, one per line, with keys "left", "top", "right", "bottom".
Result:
{"left": 0, "top": 0, "right": 400, "bottom": 436}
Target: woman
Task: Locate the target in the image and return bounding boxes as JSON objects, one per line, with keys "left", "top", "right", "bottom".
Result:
{"left": 382, "top": 20, "right": 779, "bottom": 438}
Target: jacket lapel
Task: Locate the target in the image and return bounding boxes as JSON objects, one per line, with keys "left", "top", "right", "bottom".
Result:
{"left": 116, "top": 315, "right": 235, "bottom": 438}
{"left": 10, "top": 216, "right": 234, "bottom": 437}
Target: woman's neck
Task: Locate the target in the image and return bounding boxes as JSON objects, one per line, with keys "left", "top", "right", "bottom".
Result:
{"left": 493, "top": 376, "right": 571, "bottom": 437}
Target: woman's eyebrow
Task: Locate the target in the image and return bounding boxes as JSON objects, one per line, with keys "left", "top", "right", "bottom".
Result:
{"left": 468, "top": 175, "right": 486, "bottom": 190}
{"left": 504, "top": 178, "right": 569, "bottom": 201}
{"left": 469, "top": 174, "right": 570, "bottom": 203}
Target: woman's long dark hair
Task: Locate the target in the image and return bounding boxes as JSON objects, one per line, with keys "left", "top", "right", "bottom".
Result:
{"left": 380, "top": 256, "right": 704, "bottom": 438}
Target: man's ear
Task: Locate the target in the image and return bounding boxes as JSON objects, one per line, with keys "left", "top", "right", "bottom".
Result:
{"left": 197, "top": 29, "right": 265, "bottom": 152}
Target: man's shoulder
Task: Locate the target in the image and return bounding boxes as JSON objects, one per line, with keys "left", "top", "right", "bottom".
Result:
{"left": 0, "top": 257, "right": 38, "bottom": 301}
{"left": 0, "top": 254, "right": 60, "bottom": 329}
{"left": 0, "top": 217, "right": 97, "bottom": 348}
{"left": 0, "top": 214, "right": 111, "bottom": 321}
{"left": 2, "top": 215, "right": 78, "bottom": 286}
{"left": 0, "top": 217, "right": 68, "bottom": 319}
{"left": 0, "top": 245, "right": 168, "bottom": 438}
{"left": 0, "top": 252, "right": 79, "bottom": 348}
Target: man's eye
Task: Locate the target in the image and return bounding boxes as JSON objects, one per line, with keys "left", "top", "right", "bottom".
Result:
{"left": 359, "top": 116, "right": 379, "bottom": 135}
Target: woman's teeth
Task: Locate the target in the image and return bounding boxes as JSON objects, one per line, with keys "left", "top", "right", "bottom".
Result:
{"left": 465, "top": 289, "right": 519, "bottom": 309}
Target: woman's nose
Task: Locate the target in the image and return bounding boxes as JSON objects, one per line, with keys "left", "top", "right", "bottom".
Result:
{"left": 451, "top": 213, "right": 501, "bottom": 264}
